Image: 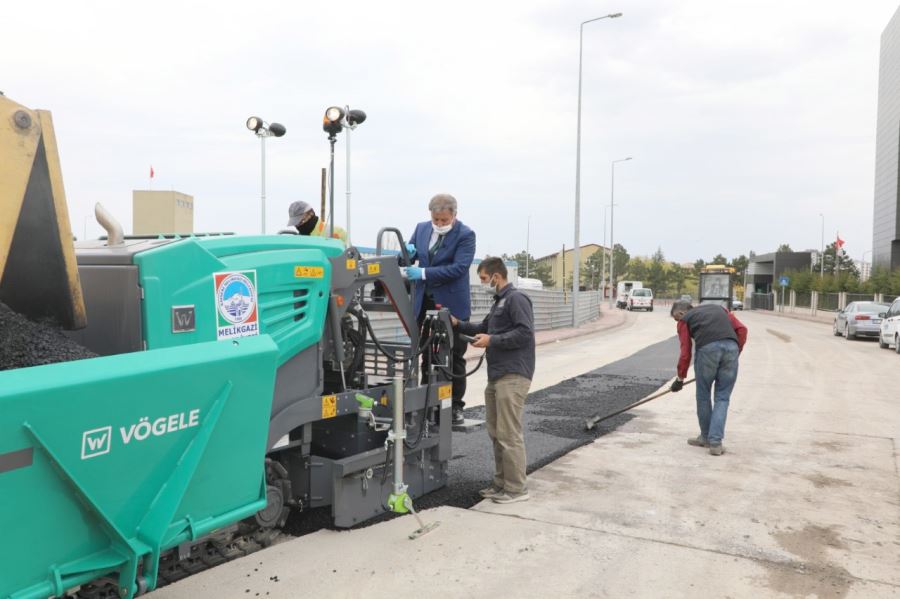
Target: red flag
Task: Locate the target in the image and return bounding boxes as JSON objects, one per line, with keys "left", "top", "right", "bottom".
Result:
{"left": 836, "top": 234, "right": 844, "bottom": 249}
{"left": 150, "top": 165, "right": 155, "bottom": 179}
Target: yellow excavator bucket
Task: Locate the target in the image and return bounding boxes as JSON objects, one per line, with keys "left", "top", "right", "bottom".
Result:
{"left": 0, "top": 93, "right": 85, "bottom": 329}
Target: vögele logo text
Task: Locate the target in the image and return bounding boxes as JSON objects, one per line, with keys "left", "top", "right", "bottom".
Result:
{"left": 80, "top": 409, "right": 201, "bottom": 460}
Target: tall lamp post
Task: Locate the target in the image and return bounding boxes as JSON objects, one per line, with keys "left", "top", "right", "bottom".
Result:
{"left": 246, "top": 117, "right": 286, "bottom": 234}
{"left": 322, "top": 106, "right": 366, "bottom": 241}
{"left": 572, "top": 12, "right": 623, "bottom": 324}
{"left": 608, "top": 156, "right": 632, "bottom": 308}
{"left": 819, "top": 213, "right": 825, "bottom": 276}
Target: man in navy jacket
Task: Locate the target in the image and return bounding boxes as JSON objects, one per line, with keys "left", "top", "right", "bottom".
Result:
{"left": 406, "top": 193, "right": 476, "bottom": 425}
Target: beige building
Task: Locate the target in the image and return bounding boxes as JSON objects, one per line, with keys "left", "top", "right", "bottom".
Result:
{"left": 534, "top": 243, "right": 607, "bottom": 290}
{"left": 132, "top": 190, "right": 194, "bottom": 235}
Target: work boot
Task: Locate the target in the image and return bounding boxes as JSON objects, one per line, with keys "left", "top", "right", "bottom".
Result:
{"left": 709, "top": 444, "right": 725, "bottom": 456}
{"left": 491, "top": 491, "right": 530, "bottom": 504}
{"left": 687, "top": 436, "right": 709, "bottom": 447}
{"left": 452, "top": 408, "right": 465, "bottom": 425}
{"left": 478, "top": 486, "right": 502, "bottom": 499}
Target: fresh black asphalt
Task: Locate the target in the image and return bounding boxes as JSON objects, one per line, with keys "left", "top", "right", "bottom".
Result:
{"left": 286, "top": 336, "right": 679, "bottom": 534}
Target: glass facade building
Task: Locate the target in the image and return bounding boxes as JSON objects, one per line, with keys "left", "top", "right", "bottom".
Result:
{"left": 874, "top": 6, "right": 900, "bottom": 270}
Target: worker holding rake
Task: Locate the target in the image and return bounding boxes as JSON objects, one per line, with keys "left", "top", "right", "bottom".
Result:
{"left": 669, "top": 300, "right": 748, "bottom": 456}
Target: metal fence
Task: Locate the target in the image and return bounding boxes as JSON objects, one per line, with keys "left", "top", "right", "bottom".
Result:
{"left": 846, "top": 293, "right": 876, "bottom": 304}
{"left": 795, "top": 291, "right": 812, "bottom": 309}
{"left": 885, "top": 295, "right": 898, "bottom": 305}
{"left": 750, "top": 293, "right": 774, "bottom": 310}
{"left": 818, "top": 293, "right": 840, "bottom": 312}
{"left": 369, "top": 287, "right": 602, "bottom": 342}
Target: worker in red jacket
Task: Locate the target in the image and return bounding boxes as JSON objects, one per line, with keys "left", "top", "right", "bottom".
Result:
{"left": 669, "top": 300, "right": 748, "bottom": 456}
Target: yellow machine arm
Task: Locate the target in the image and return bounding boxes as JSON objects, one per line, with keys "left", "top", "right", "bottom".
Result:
{"left": 0, "top": 93, "right": 85, "bottom": 329}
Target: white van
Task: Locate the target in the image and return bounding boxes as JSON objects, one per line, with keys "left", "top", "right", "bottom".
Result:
{"left": 627, "top": 288, "right": 654, "bottom": 311}
{"left": 517, "top": 277, "right": 544, "bottom": 290}
{"left": 616, "top": 281, "right": 643, "bottom": 308}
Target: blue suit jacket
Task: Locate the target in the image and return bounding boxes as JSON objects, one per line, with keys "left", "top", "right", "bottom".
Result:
{"left": 409, "top": 220, "right": 476, "bottom": 320}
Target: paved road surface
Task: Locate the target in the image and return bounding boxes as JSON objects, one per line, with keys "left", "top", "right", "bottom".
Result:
{"left": 154, "top": 310, "right": 900, "bottom": 598}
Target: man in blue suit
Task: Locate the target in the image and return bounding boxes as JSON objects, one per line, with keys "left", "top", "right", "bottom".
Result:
{"left": 406, "top": 193, "right": 476, "bottom": 425}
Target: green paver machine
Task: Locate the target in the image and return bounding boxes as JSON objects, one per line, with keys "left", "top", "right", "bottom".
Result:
{"left": 0, "top": 96, "right": 454, "bottom": 599}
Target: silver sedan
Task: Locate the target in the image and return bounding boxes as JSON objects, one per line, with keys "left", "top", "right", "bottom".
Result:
{"left": 833, "top": 302, "right": 890, "bottom": 340}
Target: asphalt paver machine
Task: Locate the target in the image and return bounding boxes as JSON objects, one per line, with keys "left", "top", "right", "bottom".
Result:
{"left": 0, "top": 94, "right": 455, "bottom": 599}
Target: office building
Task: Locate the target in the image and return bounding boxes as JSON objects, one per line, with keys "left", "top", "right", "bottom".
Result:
{"left": 873, "top": 5, "right": 900, "bottom": 270}
{"left": 133, "top": 190, "right": 194, "bottom": 235}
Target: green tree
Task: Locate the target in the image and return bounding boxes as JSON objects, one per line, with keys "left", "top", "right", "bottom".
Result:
{"left": 582, "top": 249, "right": 607, "bottom": 290}
{"left": 777, "top": 243, "right": 793, "bottom": 253}
{"left": 669, "top": 262, "right": 688, "bottom": 295}
{"left": 504, "top": 251, "right": 554, "bottom": 288}
{"left": 821, "top": 242, "right": 859, "bottom": 278}
{"left": 710, "top": 254, "right": 728, "bottom": 265}
{"left": 646, "top": 247, "right": 669, "bottom": 295}
{"left": 731, "top": 254, "right": 749, "bottom": 279}
{"left": 692, "top": 259, "right": 706, "bottom": 276}
{"left": 626, "top": 257, "right": 649, "bottom": 281}
{"left": 611, "top": 244, "right": 630, "bottom": 285}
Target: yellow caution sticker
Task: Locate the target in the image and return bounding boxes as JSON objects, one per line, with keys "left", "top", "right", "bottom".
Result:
{"left": 367, "top": 263, "right": 381, "bottom": 276}
{"left": 295, "top": 266, "right": 325, "bottom": 279}
{"left": 438, "top": 384, "right": 452, "bottom": 400}
{"left": 322, "top": 394, "right": 337, "bottom": 419}
{"left": 346, "top": 258, "right": 357, "bottom": 270}
{"left": 380, "top": 392, "right": 389, "bottom": 407}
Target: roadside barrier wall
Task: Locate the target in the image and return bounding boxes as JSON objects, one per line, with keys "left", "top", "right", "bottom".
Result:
{"left": 370, "top": 288, "right": 603, "bottom": 342}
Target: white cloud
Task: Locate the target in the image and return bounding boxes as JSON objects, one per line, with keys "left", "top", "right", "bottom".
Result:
{"left": 5, "top": 0, "right": 897, "bottom": 264}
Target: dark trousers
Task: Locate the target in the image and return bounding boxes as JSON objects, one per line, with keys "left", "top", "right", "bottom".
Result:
{"left": 419, "top": 295, "right": 467, "bottom": 411}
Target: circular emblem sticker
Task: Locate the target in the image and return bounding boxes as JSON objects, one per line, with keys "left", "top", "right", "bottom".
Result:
{"left": 217, "top": 272, "right": 256, "bottom": 324}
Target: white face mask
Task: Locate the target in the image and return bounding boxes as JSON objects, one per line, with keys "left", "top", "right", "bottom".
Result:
{"left": 482, "top": 276, "right": 498, "bottom": 293}
{"left": 433, "top": 223, "right": 453, "bottom": 235}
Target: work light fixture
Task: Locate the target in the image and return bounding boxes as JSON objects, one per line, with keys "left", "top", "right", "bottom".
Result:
{"left": 245, "top": 115, "right": 286, "bottom": 234}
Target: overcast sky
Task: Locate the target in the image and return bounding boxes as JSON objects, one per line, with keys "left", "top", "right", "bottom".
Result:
{"left": 6, "top": 0, "right": 898, "bottom": 264}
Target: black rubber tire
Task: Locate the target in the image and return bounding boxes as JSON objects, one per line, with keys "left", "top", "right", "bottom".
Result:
{"left": 879, "top": 333, "right": 889, "bottom": 349}
{"left": 833, "top": 321, "right": 842, "bottom": 336}
{"left": 895, "top": 335, "right": 900, "bottom": 354}
{"left": 845, "top": 324, "right": 855, "bottom": 340}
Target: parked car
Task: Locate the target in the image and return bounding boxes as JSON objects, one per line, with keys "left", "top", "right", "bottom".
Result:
{"left": 833, "top": 301, "right": 890, "bottom": 340}
{"left": 627, "top": 288, "right": 654, "bottom": 311}
{"left": 879, "top": 298, "right": 900, "bottom": 351}
{"left": 731, "top": 297, "right": 744, "bottom": 311}
{"left": 679, "top": 294, "right": 693, "bottom": 303}
{"left": 616, "top": 281, "right": 642, "bottom": 309}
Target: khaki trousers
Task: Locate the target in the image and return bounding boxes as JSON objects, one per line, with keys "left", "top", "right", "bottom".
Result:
{"left": 484, "top": 373, "right": 531, "bottom": 494}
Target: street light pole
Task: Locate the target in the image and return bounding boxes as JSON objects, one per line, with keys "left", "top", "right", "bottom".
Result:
{"left": 573, "top": 12, "right": 623, "bottom": 325}
{"left": 601, "top": 206, "right": 607, "bottom": 299}
{"left": 819, "top": 213, "right": 825, "bottom": 277}
{"left": 526, "top": 215, "right": 531, "bottom": 278}
{"left": 608, "top": 156, "right": 632, "bottom": 308}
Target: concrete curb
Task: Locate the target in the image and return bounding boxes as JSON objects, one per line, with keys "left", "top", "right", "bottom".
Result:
{"left": 745, "top": 309, "right": 834, "bottom": 326}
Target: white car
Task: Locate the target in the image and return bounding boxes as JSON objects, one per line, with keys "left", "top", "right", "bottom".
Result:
{"left": 879, "top": 298, "right": 900, "bottom": 352}
{"left": 627, "top": 288, "right": 654, "bottom": 311}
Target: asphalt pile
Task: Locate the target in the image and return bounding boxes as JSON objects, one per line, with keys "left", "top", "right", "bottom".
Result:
{"left": 284, "top": 336, "right": 678, "bottom": 535}
{"left": 0, "top": 302, "right": 97, "bottom": 371}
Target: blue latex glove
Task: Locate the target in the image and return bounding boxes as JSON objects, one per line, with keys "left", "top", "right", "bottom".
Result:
{"left": 405, "top": 243, "right": 417, "bottom": 258}
{"left": 406, "top": 266, "right": 424, "bottom": 281}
